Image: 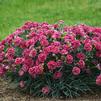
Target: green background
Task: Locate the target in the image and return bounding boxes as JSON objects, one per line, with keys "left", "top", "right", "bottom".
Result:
{"left": 0, "top": 0, "right": 101, "bottom": 40}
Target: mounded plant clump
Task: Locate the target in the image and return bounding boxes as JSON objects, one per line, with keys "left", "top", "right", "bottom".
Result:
{"left": 0, "top": 21, "right": 101, "bottom": 98}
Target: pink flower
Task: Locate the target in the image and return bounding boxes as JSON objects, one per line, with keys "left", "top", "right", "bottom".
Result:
{"left": 77, "top": 60, "right": 85, "bottom": 69}
{"left": 0, "top": 52, "right": 5, "bottom": 62}
{"left": 60, "top": 49, "right": 68, "bottom": 55}
{"left": 56, "top": 60, "right": 62, "bottom": 67}
{"left": 42, "top": 86, "right": 50, "bottom": 94}
{"left": 76, "top": 52, "right": 85, "bottom": 60}
{"left": 53, "top": 72, "right": 62, "bottom": 79}
{"left": 28, "top": 32, "right": 36, "bottom": 38}
{"left": 96, "top": 64, "right": 101, "bottom": 70}
{"left": 13, "top": 29, "right": 23, "bottom": 36}
{"left": 18, "top": 70, "right": 24, "bottom": 76}
{"left": 94, "top": 42, "right": 101, "bottom": 51}
{"left": 15, "top": 58, "right": 24, "bottom": 65}
{"left": 29, "top": 65, "right": 43, "bottom": 76}
{"left": 83, "top": 39, "right": 91, "bottom": 44}
{"left": 0, "top": 45, "right": 4, "bottom": 52}
{"left": 51, "top": 41, "right": 61, "bottom": 46}
{"left": 52, "top": 31, "right": 61, "bottom": 39}
{"left": 38, "top": 53, "right": 47, "bottom": 63}
{"left": 63, "top": 44, "right": 69, "bottom": 50}
{"left": 71, "top": 40, "right": 81, "bottom": 49}
{"left": 33, "top": 65, "right": 43, "bottom": 75}
{"left": 59, "top": 20, "right": 64, "bottom": 24}
{"left": 72, "top": 67, "right": 80, "bottom": 75}
{"left": 40, "top": 39, "right": 49, "bottom": 47}
{"left": 19, "top": 81, "right": 25, "bottom": 88}
{"left": 23, "top": 49, "right": 30, "bottom": 57}
{"left": 66, "top": 54, "right": 73, "bottom": 64}
{"left": 47, "top": 61, "right": 57, "bottom": 71}
{"left": 0, "top": 67, "right": 5, "bottom": 76}
{"left": 28, "top": 67, "right": 35, "bottom": 77}
{"left": 29, "top": 49, "right": 37, "bottom": 57}
{"left": 43, "top": 46, "right": 51, "bottom": 54}
{"left": 51, "top": 46, "right": 60, "bottom": 54}
{"left": 6, "top": 35, "right": 14, "bottom": 45}
{"left": 35, "top": 59, "right": 40, "bottom": 66}
{"left": 64, "top": 34, "right": 74, "bottom": 42}
{"left": 7, "top": 47, "right": 15, "bottom": 55}
{"left": 53, "top": 24, "right": 59, "bottom": 29}
{"left": 20, "top": 41, "right": 26, "bottom": 49}
{"left": 26, "top": 39, "right": 35, "bottom": 48}
{"left": 0, "top": 39, "right": 6, "bottom": 45}
{"left": 4, "top": 65, "right": 10, "bottom": 70}
{"left": 21, "top": 65, "right": 30, "bottom": 72}
{"left": 14, "top": 36, "right": 24, "bottom": 46}
{"left": 6, "top": 47, "right": 15, "bottom": 60}
{"left": 84, "top": 43, "right": 92, "bottom": 51}
{"left": 96, "top": 75, "right": 101, "bottom": 86}
{"left": 23, "top": 57, "right": 34, "bottom": 67}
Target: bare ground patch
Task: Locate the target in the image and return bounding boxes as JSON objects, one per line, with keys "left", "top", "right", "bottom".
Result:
{"left": 0, "top": 78, "right": 101, "bottom": 101}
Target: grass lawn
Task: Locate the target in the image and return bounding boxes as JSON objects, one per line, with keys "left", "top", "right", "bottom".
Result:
{"left": 0, "top": 0, "right": 101, "bottom": 40}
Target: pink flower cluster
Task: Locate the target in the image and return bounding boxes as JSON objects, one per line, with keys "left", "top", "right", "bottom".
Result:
{"left": 0, "top": 21, "right": 101, "bottom": 94}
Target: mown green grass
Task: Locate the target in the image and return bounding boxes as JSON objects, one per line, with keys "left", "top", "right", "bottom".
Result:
{"left": 0, "top": 0, "right": 101, "bottom": 40}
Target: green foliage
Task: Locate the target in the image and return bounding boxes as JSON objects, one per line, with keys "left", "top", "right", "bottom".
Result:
{"left": 6, "top": 63, "right": 99, "bottom": 98}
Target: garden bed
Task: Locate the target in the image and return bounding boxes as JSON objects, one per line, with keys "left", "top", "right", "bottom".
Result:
{"left": 0, "top": 21, "right": 101, "bottom": 99}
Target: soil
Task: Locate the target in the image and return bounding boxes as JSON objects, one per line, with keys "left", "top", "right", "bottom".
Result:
{"left": 0, "top": 78, "right": 101, "bottom": 101}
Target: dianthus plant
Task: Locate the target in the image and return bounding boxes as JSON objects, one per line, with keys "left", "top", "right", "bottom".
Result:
{"left": 0, "top": 21, "right": 101, "bottom": 98}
